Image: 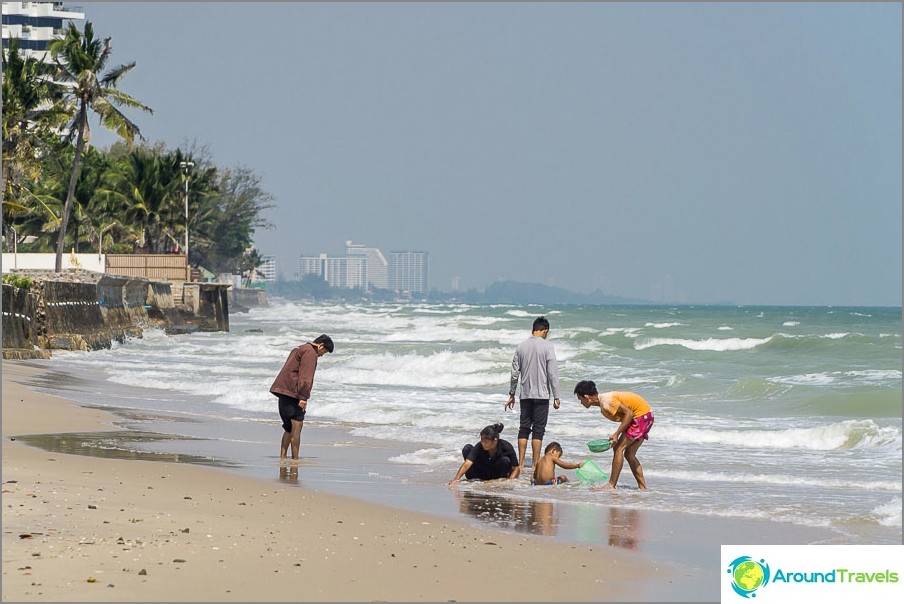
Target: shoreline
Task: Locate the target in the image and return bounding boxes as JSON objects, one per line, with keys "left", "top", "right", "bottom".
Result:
{"left": 2, "top": 358, "right": 859, "bottom": 601}
{"left": 3, "top": 360, "right": 694, "bottom": 602}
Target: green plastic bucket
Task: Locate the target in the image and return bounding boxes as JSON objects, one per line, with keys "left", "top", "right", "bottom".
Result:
{"left": 587, "top": 438, "right": 612, "bottom": 453}
{"left": 575, "top": 459, "right": 609, "bottom": 484}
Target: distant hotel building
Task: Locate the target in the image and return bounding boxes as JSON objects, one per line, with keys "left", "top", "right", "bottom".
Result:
{"left": 389, "top": 251, "right": 429, "bottom": 294}
{"left": 298, "top": 244, "right": 429, "bottom": 293}
{"left": 298, "top": 253, "right": 367, "bottom": 290}
{"left": 256, "top": 255, "right": 276, "bottom": 283}
{"left": 346, "top": 240, "right": 388, "bottom": 290}
{"left": 2, "top": 1, "right": 85, "bottom": 61}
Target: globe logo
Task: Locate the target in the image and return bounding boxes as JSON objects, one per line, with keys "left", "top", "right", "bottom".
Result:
{"left": 726, "top": 556, "right": 771, "bottom": 598}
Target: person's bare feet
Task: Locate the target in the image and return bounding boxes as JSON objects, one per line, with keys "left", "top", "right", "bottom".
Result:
{"left": 592, "top": 482, "right": 615, "bottom": 491}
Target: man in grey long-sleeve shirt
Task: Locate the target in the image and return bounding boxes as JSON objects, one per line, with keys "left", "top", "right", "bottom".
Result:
{"left": 505, "top": 316, "right": 561, "bottom": 471}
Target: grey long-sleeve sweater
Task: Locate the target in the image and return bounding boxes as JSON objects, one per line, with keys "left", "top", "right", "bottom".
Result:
{"left": 509, "top": 336, "right": 560, "bottom": 400}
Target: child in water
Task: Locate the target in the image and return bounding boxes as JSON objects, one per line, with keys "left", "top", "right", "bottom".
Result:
{"left": 531, "top": 442, "right": 584, "bottom": 485}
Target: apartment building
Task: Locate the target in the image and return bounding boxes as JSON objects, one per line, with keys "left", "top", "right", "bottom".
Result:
{"left": 298, "top": 253, "right": 367, "bottom": 290}
{"left": 345, "top": 240, "right": 388, "bottom": 290}
{"left": 2, "top": 1, "right": 84, "bottom": 61}
{"left": 388, "top": 251, "right": 429, "bottom": 294}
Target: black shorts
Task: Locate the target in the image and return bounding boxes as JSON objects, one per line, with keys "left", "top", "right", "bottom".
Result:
{"left": 518, "top": 398, "right": 550, "bottom": 440}
{"left": 277, "top": 394, "right": 305, "bottom": 432}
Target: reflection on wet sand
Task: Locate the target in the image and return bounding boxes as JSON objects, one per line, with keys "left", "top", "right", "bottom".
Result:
{"left": 13, "top": 431, "right": 236, "bottom": 467}
{"left": 453, "top": 490, "right": 557, "bottom": 536}
{"left": 608, "top": 506, "right": 641, "bottom": 550}
{"left": 278, "top": 464, "right": 299, "bottom": 485}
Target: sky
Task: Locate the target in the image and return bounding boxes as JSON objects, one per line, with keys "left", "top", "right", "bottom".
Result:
{"left": 80, "top": 2, "right": 901, "bottom": 306}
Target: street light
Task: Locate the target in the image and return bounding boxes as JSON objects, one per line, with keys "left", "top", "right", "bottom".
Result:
{"left": 179, "top": 160, "right": 195, "bottom": 260}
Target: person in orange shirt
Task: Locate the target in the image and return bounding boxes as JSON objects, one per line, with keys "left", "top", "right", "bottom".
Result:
{"left": 573, "top": 380, "right": 654, "bottom": 490}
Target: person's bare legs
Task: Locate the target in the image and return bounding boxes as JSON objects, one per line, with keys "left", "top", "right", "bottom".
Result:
{"left": 624, "top": 438, "right": 646, "bottom": 490}
{"left": 279, "top": 418, "right": 304, "bottom": 460}
{"left": 601, "top": 436, "right": 632, "bottom": 490}
{"left": 517, "top": 437, "right": 528, "bottom": 470}
{"left": 531, "top": 438, "right": 542, "bottom": 470}
{"left": 280, "top": 430, "right": 292, "bottom": 459}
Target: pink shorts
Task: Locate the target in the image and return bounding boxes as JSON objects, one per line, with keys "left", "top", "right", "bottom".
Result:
{"left": 625, "top": 412, "right": 654, "bottom": 441}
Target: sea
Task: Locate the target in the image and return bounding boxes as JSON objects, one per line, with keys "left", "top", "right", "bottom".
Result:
{"left": 40, "top": 300, "right": 902, "bottom": 547}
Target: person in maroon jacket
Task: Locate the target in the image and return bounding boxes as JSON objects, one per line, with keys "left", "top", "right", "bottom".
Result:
{"left": 270, "top": 334, "right": 334, "bottom": 459}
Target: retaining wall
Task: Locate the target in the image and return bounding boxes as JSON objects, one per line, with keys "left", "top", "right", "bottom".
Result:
{"left": 1, "top": 283, "right": 48, "bottom": 359}
{"left": 2, "top": 270, "right": 231, "bottom": 356}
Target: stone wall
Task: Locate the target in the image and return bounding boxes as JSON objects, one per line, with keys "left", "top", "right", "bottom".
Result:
{"left": 1, "top": 270, "right": 231, "bottom": 356}
{"left": 229, "top": 287, "right": 269, "bottom": 310}
{"left": 1, "top": 283, "right": 48, "bottom": 359}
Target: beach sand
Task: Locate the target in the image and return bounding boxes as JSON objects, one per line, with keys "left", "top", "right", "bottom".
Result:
{"left": 2, "top": 361, "right": 688, "bottom": 602}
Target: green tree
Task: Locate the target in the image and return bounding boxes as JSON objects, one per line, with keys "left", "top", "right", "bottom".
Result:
{"left": 191, "top": 166, "right": 273, "bottom": 273}
{"left": 238, "top": 247, "right": 264, "bottom": 286}
{"left": 49, "top": 21, "right": 152, "bottom": 271}
{"left": 2, "top": 39, "right": 66, "bottom": 225}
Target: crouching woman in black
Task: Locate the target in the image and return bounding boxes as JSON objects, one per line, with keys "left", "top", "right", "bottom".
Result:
{"left": 449, "top": 423, "right": 520, "bottom": 484}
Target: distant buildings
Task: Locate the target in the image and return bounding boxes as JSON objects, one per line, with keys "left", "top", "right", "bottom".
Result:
{"left": 388, "top": 251, "right": 429, "bottom": 294}
{"left": 256, "top": 255, "right": 277, "bottom": 283}
{"left": 297, "top": 242, "right": 429, "bottom": 293}
{"left": 298, "top": 253, "right": 367, "bottom": 290}
{"left": 345, "top": 240, "right": 388, "bottom": 290}
{"left": 1, "top": 1, "right": 85, "bottom": 61}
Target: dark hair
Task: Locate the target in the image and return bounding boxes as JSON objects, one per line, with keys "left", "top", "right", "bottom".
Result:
{"left": 532, "top": 316, "right": 550, "bottom": 332}
{"left": 480, "top": 423, "right": 504, "bottom": 439}
{"left": 573, "top": 380, "right": 598, "bottom": 397}
{"left": 544, "top": 441, "right": 562, "bottom": 454}
{"left": 313, "top": 334, "right": 334, "bottom": 353}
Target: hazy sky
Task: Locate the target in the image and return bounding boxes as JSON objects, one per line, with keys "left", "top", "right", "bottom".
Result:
{"left": 81, "top": 2, "right": 901, "bottom": 306}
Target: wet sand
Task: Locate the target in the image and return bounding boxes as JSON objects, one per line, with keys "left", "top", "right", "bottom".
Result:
{"left": 2, "top": 360, "right": 684, "bottom": 602}
{"left": 2, "top": 360, "right": 844, "bottom": 601}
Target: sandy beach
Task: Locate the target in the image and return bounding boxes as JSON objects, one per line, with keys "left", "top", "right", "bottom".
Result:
{"left": 1, "top": 360, "right": 688, "bottom": 602}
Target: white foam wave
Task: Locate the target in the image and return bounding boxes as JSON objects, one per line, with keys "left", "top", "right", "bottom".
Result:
{"left": 783, "top": 321, "right": 800, "bottom": 327}
{"left": 635, "top": 336, "right": 772, "bottom": 351}
{"left": 871, "top": 498, "right": 902, "bottom": 527}
{"left": 644, "top": 322, "right": 682, "bottom": 329}
{"left": 649, "top": 469, "right": 901, "bottom": 492}
{"left": 770, "top": 369, "right": 903, "bottom": 387}
{"left": 328, "top": 350, "right": 505, "bottom": 388}
{"left": 717, "top": 326, "right": 734, "bottom": 331}
{"left": 655, "top": 420, "right": 900, "bottom": 450}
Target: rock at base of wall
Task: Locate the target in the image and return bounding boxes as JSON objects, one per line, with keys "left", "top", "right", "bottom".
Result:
{"left": 39, "top": 327, "right": 143, "bottom": 351}
{"left": 2, "top": 348, "right": 52, "bottom": 360}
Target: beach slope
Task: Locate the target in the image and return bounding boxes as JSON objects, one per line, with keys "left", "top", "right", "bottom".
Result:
{"left": 2, "top": 361, "right": 669, "bottom": 602}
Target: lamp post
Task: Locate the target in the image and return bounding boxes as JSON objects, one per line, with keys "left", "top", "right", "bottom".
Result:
{"left": 179, "top": 160, "right": 195, "bottom": 260}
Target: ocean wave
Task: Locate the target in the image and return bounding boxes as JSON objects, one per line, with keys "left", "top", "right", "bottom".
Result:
{"left": 635, "top": 336, "right": 772, "bottom": 352}
{"left": 871, "top": 498, "right": 903, "bottom": 527}
{"left": 648, "top": 469, "right": 901, "bottom": 492}
{"left": 644, "top": 322, "right": 682, "bottom": 329}
{"left": 770, "top": 370, "right": 903, "bottom": 388}
{"left": 724, "top": 377, "right": 792, "bottom": 399}
{"left": 327, "top": 350, "right": 506, "bottom": 388}
{"left": 654, "top": 420, "right": 901, "bottom": 450}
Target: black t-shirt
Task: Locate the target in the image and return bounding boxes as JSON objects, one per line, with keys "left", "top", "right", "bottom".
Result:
{"left": 466, "top": 438, "right": 519, "bottom": 468}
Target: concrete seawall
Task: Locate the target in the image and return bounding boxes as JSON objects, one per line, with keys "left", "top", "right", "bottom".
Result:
{"left": 1, "top": 270, "right": 231, "bottom": 358}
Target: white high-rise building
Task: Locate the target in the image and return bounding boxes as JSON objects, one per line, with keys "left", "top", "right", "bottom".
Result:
{"left": 256, "top": 255, "right": 276, "bottom": 283}
{"left": 345, "top": 240, "right": 388, "bottom": 290}
{"left": 298, "top": 253, "right": 367, "bottom": 289}
{"left": 389, "top": 251, "right": 429, "bottom": 294}
{"left": 2, "top": 1, "right": 85, "bottom": 62}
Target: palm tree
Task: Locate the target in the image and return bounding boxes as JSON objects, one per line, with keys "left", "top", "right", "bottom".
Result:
{"left": 2, "top": 39, "right": 66, "bottom": 222}
{"left": 49, "top": 21, "right": 152, "bottom": 271}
